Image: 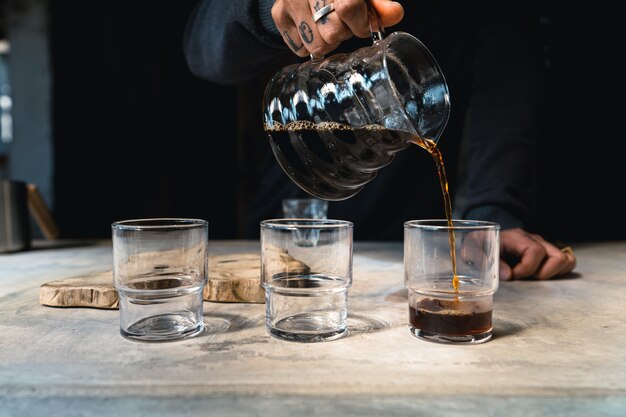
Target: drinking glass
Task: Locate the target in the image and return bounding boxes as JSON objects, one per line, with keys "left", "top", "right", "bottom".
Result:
{"left": 404, "top": 220, "right": 500, "bottom": 344}
{"left": 112, "top": 218, "right": 208, "bottom": 342}
{"left": 261, "top": 219, "right": 353, "bottom": 342}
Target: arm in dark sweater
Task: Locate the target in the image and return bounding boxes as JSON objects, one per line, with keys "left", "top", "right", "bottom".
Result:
{"left": 183, "top": 0, "right": 293, "bottom": 85}
{"left": 453, "top": 5, "right": 543, "bottom": 230}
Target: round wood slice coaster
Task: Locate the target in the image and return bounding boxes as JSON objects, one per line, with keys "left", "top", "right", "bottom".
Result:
{"left": 204, "top": 252, "right": 309, "bottom": 303}
{"left": 205, "top": 253, "right": 263, "bottom": 303}
{"left": 39, "top": 271, "right": 118, "bottom": 309}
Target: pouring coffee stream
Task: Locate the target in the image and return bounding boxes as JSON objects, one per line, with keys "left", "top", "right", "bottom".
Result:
{"left": 262, "top": 7, "right": 459, "bottom": 291}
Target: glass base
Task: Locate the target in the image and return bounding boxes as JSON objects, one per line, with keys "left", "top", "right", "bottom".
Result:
{"left": 267, "top": 313, "right": 348, "bottom": 343}
{"left": 409, "top": 326, "right": 492, "bottom": 345}
{"left": 265, "top": 282, "right": 348, "bottom": 343}
{"left": 118, "top": 283, "right": 205, "bottom": 343}
{"left": 121, "top": 314, "right": 205, "bottom": 342}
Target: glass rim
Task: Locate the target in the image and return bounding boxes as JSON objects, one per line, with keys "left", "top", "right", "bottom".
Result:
{"left": 260, "top": 218, "right": 353, "bottom": 230}
{"left": 111, "top": 218, "right": 208, "bottom": 231}
{"left": 404, "top": 219, "right": 500, "bottom": 231}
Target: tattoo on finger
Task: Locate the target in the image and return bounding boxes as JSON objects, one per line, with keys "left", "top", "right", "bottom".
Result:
{"left": 283, "top": 30, "right": 303, "bottom": 52}
{"left": 299, "top": 22, "right": 314, "bottom": 44}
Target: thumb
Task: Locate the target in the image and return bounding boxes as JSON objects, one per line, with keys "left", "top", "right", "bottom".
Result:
{"left": 369, "top": 0, "right": 404, "bottom": 27}
{"left": 499, "top": 260, "right": 512, "bottom": 281}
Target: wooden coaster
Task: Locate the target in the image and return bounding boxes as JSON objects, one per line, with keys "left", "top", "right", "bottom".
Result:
{"left": 204, "top": 251, "right": 309, "bottom": 303}
{"left": 39, "top": 271, "right": 119, "bottom": 309}
{"left": 205, "top": 253, "right": 264, "bottom": 303}
{"left": 39, "top": 251, "right": 310, "bottom": 308}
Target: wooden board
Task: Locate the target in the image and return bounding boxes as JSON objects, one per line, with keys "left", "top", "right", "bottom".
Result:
{"left": 205, "top": 253, "right": 263, "bottom": 303}
{"left": 39, "top": 252, "right": 309, "bottom": 308}
{"left": 204, "top": 251, "right": 309, "bottom": 303}
{"left": 39, "top": 271, "right": 119, "bottom": 309}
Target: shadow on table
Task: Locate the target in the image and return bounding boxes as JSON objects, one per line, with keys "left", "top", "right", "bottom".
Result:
{"left": 347, "top": 310, "right": 399, "bottom": 338}
{"left": 202, "top": 310, "right": 264, "bottom": 335}
{"left": 197, "top": 310, "right": 270, "bottom": 352}
{"left": 202, "top": 310, "right": 400, "bottom": 339}
{"left": 492, "top": 319, "right": 527, "bottom": 340}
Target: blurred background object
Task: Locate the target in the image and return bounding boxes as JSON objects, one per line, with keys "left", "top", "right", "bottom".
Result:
{"left": 0, "top": 0, "right": 623, "bottom": 242}
{"left": 0, "top": 0, "right": 11, "bottom": 179}
{"left": 282, "top": 198, "right": 328, "bottom": 220}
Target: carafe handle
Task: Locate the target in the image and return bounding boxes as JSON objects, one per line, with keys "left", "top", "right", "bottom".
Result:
{"left": 365, "top": 0, "right": 385, "bottom": 43}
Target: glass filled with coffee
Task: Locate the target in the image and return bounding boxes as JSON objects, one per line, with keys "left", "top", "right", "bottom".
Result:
{"left": 404, "top": 220, "right": 500, "bottom": 344}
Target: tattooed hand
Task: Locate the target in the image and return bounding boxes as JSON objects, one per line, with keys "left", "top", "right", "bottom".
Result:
{"left": 271, "top": 0, "right": 404, "bottom": 57}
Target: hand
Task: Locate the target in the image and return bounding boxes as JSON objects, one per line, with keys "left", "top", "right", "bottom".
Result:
{"left": 271, "top": 0, "right": 404, "bottom": 57}
{"left": 499, "top": 228, "right": 577, "bottom": 281}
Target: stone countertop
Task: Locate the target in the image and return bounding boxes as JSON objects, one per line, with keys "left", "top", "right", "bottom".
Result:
{"left": 1, "top": 239, "right": 625, "bottom": 416}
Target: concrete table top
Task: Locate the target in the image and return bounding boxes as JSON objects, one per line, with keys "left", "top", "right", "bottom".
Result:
{"left": 1, "top": 239, "right": 625, "bottom": 416}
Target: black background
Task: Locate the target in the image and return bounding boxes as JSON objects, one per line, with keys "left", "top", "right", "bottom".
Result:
{"left": 49, "top": 1, "right": 625, "bottom": 242}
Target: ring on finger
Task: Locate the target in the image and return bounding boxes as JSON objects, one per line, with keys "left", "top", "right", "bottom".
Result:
{"left": 313, "top": 3, "right": 335, "bottom": 23}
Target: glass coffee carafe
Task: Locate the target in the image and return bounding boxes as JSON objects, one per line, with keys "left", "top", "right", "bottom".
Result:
{"left": 262, "top": 8, "right": 450, "bottom": 200}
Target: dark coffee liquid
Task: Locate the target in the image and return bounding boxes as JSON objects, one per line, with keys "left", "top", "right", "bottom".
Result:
{"left": 409, "top": 298, "right": 492, "bottom": 336}
{"left": 418, "top": 137, "right": 458, "bottom": 291}
{"left": 264, "top": 121, "right": 459, "bottom": 290}
{"left": 264, "top": 121, "right": 411, "bottom": 201}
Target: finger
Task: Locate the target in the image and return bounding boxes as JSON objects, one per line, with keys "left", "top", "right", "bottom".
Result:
{"left": 369, "top": 0, "right": 404, "bottom": 27}
{"left": 296, "top": 18, "right": 333, "bottom": 58}
{"left": 499, "top": 260, "right": 512, "bottom": 281}
{"left": 273, "top": 2, "right": 309, "bottom": 57}
{"left": 274, "top": 0, "right": 337, "bottom": 58}
{"left": 459, "top": 230, "right": 493, "bottom": 268}
{"left": 554, "top": 244, "right": 577, "bottom": 276}
{"left": 560, "top": 250, "right": 577, "bottom": 275}
{"left": 311, "top": 0, "right": 356, "bottom": 44}
{"left": 533, "top": 236, "right": 578, "bottom": 278}
{"left": 281, "top": 25, "right": 310, "bottom": 57}
{"left": 531, "top": 240, "right": 570, "bottom": 280}
{"left": 333, "top": 0, "right": 370, "bottom": 38}
{"left": 501, "top": 229, "right": 547, "bottom": 279}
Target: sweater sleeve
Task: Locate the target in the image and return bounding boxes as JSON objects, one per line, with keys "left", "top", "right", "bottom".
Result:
{"left": 453, "top": 6, "right": 543, "bottom": 230}
{"left": 183, "top": 0, "right": 292, "bottom": 85}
